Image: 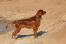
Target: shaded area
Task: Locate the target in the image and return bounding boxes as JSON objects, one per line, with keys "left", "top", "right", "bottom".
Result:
{"left": 0, "top": 20, "right": 11, "bottom": 32}
{"left": 16, "top": 31, "right": 47, "bottom": 39}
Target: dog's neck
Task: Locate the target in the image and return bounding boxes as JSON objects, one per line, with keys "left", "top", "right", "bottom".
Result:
{"left": 35, "top": 15, "right": 42, "bottom": 19}
{"left": 34, "top": 15, "right": 42, "bottom": 24}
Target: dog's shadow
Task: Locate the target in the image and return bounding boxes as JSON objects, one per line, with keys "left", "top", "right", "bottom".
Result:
{"left": 17, "top": 31, "right": 47, "bottom": 39}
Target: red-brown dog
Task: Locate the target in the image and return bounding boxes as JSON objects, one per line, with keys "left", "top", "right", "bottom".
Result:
{"left": 6, "top": 10, "right": 46, "bottom": 38}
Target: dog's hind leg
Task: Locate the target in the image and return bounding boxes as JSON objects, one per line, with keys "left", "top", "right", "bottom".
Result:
{"left": 12, "top": 25, "right": 21, "bottom": 39}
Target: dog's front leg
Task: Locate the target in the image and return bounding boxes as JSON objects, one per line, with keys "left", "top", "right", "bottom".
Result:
{"left": 33, "top": 27, "right": 38, "bottom": 38}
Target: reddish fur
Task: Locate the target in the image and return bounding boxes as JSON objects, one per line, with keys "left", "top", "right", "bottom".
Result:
{"left": 6, "top": 10, "right": 46, "bottom": 38}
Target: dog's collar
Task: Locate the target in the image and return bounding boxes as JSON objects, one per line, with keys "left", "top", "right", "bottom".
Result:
{"left": 36, "top": 16, "right": 41, "bottom": 18}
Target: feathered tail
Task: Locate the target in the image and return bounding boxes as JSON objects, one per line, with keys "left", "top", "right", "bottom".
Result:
{"left": 6, "top": 21, "right": 16, "bottom": 29}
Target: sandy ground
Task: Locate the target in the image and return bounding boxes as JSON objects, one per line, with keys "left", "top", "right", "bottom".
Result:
{"left": 0, "top": 0, "right": 66, "bottom": 44}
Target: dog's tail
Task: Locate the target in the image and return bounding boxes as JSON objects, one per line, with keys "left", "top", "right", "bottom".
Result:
{"left": 6, "top": 21, "right": 16, "bottom": 29}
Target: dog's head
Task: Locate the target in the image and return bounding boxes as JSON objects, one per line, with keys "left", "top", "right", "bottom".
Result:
{"left": 36, "top": 9, "right": 46, "bottom": 16}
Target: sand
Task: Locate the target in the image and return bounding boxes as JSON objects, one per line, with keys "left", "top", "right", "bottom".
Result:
{"left": 0, "top": 0, "right": 66, "bottom": 44}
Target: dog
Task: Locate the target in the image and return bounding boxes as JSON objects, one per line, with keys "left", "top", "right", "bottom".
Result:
{"left": 6, "top": 9, "right": 46, "bottom": 38}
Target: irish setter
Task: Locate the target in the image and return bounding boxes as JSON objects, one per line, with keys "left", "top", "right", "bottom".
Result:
{"left": 6, "top": 10, "right": 46, "bottom": 38}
